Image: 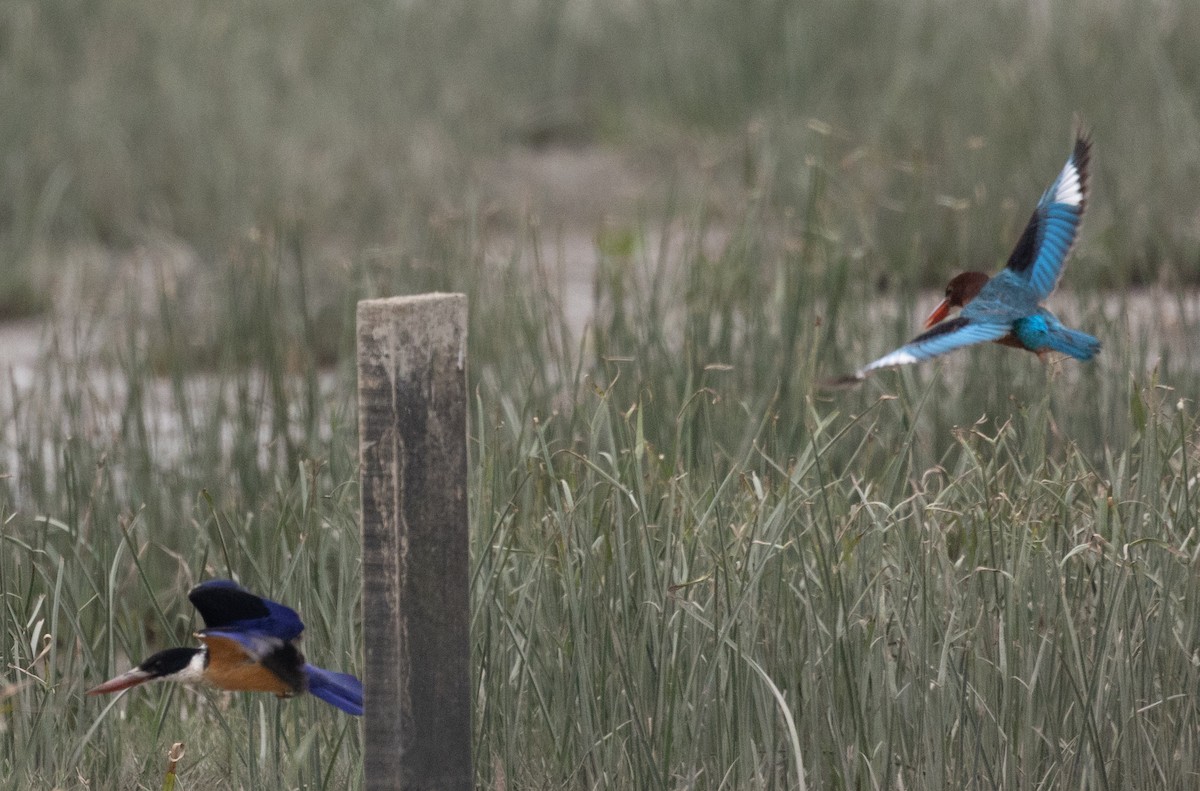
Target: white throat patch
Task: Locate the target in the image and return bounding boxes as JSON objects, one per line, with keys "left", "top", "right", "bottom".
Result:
{"left": 174, "top": 649, "right": 209, "bottom": 685}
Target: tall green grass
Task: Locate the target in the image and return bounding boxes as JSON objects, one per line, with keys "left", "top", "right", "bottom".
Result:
{"left": 473, "top": 382, "right": 1200, "bottom": 788}
{"left": 0, "top": 235, "right": 363, "bottom": 787}
{"left": 463, "top": 196, "right": 1200, "bottom": 787}
{"left": 2, "top": 169, "right": 1197, "bottom": 786}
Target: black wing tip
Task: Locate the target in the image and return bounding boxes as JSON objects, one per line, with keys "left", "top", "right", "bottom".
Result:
{"left": 1071, "top": 118, "right": 1091, "bottom": 150}
{"left": 1071, "top": 123, "right": 1092, "bottom": 207}
{"left": 188, "top": 579, "right": 272, "bottom": 626}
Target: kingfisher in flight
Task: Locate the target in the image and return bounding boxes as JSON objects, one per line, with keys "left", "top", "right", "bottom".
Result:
{"left": 833, "top": 132, "right": 1100, "bottom": 384}
{"left": 87, "top": 580, "right": 363, "bottom": 716}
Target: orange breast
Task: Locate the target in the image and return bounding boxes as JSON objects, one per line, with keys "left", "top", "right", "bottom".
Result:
{"left": 200, "top": 634, "right": 299, "bottom": 697}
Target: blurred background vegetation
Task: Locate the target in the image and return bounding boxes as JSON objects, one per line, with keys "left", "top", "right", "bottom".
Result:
{"left": 3, "top": 0, "right": 1199, "bottom": 312}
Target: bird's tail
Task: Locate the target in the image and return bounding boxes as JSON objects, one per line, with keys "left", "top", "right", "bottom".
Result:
{"left": 1042, "top": 324, "right": 1101, "bottom": 361}
{"left": 304, "top": 664, "right": 364, "bottom": 715}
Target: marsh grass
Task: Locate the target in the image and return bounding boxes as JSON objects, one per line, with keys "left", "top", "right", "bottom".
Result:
{"left": 470, "top": 279, "right": 1200, "bottom": 788}
{"left": 6, "top": 170, "right": 1198, "bottom": 788}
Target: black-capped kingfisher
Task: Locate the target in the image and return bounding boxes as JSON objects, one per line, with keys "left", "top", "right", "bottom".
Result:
{"left": 87, "top": 580, "right": 363, "bottom": 716}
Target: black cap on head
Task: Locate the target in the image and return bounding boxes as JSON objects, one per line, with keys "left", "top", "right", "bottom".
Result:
{"left": 138, "top": 647, "right": 202, "bottom": 677}
{"left": 87, "top": 647, "right": 204, "bottom": 696}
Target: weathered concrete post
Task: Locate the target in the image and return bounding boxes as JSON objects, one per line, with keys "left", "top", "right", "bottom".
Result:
{"left": 357, "top": 294, "right": 470, "bottom": 790}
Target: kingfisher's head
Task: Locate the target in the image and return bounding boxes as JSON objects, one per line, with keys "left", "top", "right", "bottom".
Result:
{"left": 924, "top": 271, "right": 990, "bottom": 328}
{"left": 86, "top": 647, "right": 206, "bottom": 696}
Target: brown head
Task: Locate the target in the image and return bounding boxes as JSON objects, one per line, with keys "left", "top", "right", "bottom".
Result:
{"left": 924, "top": 271, "right": 990, "bottom": 328}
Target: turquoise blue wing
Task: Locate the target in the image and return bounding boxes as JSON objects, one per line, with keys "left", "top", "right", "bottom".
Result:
{"left": 1003, "top": 134, "right": 1090, "bottom": 301}
{"left": 856, "top": 317, "right": 1011, "bottom": 377}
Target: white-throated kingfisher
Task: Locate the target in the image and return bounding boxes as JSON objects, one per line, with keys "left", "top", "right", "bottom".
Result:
{"left": 833, "top": 131, "right": 1100, "bottom": 384}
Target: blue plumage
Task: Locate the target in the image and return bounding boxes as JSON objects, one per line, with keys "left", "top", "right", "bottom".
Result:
{"left": 843, "top": 131, "right": 1100, "bottom": 382}
{"left": 857, "top": 317, "right": 1010, "bottom": 372}
{"left": 305, "top": 664, "right": 365, "bottom": 716}
{"left": 1013, "top": 311, "right": 1101, "bottom": 361}
{"left": 1007, "top": 135, "right": 1090, "bottom": 300}
{"left": 189, "top": 579, "right": 305, "bottom": 642}
{"left": 189, "top": 579, "right": 364, "bottom": 715}
{"left": 89, "top": 581, "right": 363, "bottom": 716}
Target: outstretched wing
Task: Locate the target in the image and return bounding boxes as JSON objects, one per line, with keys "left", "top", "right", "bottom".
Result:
{"left": 189, "top": 580, "right": 305, "bottom": 642}
{"left": 842, "top": 317, "right": 1012, "bottom": 381}
{"left": 1003, "top": 133, "right": 1090, "bottom": 301}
